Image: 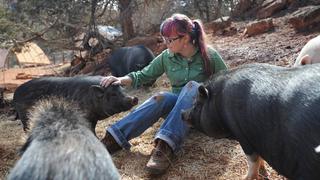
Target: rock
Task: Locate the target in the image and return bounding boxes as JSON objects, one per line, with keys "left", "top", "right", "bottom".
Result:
{"left": 288, "top": 5, "right": 320, "bottom": 31}
{"left": 221, "top": 26, "right": 238, "bottom": 36}
{"left": 243, "top": 18, "right": 274, "bottom": 37}
{"left": 206, "top": 16, "right": 232, "bottom": 35}
{"left": 16, "top": 73, "right": 33, "bottom": 80}
{"left": 257, "top": 0, "right": 288, "bottom": 19}
{"left": 232, "top": 0, "right": 253, "bottom": 18}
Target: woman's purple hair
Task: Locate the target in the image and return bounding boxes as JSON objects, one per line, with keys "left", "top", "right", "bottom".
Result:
{"left": 160, "top": 13, "right": 213, "bottom": 76}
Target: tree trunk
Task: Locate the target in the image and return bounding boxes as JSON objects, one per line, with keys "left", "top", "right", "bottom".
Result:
{"left": 216, "top": 0, "right": 222, "bottom": 19}
{"left": 194, "top": 0, "right": 204, "bottom": 20}
{"left": 230, "top": 0, "right": 235, "bottom": 13}
{"left": 204, "top": 0, "right": 210, "bottom": 22}
{"left": 118, "top": 0, "right": 135, "bottom": 41}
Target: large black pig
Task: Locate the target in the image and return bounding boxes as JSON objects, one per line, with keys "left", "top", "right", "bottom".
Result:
{"left": 13, "top": 75, "right": 138, "bottom": 131}
{"left": 108, "top": 45, "right": 155, "bottom": 77}
{"left": 182, "top": 63, "right": 320, "bottom": 180}
{"left": 8, "top": 98, "right": 120, "bottom": 180}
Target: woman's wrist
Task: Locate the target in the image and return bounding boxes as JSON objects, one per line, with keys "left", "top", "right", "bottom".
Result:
{"left": 119, "top": 76, "right": 132, "bottom": 86}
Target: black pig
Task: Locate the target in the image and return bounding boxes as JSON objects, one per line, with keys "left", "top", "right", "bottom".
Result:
{"left": 8, "top": 98, "right": 120, "bottom": 180}
{"left": 182, "top": 63, "right": 320, "bottom": 180}
{"left": 13, "top": 76, "right": 138, "bottom": 131}
{"left": 108, "top": 45, "right": 155, "bottom": 77}
{"left": 107, "top": 45, "right": 155, "bottom": 86}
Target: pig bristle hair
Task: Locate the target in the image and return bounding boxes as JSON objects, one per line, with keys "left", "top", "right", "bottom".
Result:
{"left": 28, "top": 97, "right": 88, "bottom": 131}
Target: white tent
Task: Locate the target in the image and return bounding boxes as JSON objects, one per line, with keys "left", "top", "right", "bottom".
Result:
{"left": 14, "top": 42, "right": 51, "bottom": 66}
{"left": 0, "top": 43, "right": 52, "bottom": 91}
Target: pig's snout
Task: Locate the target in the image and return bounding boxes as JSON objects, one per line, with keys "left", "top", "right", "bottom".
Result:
{"left": 131, "top": 97, "right": 138, "bottom": 106}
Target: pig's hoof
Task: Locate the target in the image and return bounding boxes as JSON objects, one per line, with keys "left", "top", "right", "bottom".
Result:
{"left": 258, "top": 163, "right": 269, "bottom": 180}
{"left": 259, "top": 167, "right": 269, "bottom": 180}
{"left": 243, "top": 175, "right": 260, "bottom": 180}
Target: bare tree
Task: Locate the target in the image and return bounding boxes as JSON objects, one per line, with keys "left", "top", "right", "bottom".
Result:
{"left": 193, "top": 0, "right": 211, "bottom": 21}
{"left": 82, "top": 0, "right": 114, "bottom": 56}
{"left": 118, "top": 0, "right": 135, "bottom": 40}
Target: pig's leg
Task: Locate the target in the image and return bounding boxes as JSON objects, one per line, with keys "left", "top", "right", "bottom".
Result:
{"left": 259, "top": 160, "right": 269, "bottom": 180}
{"left": 244, "top": 153, "right": 263, "bottom": 180}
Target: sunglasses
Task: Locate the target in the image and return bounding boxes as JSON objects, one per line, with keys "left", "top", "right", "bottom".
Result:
{"left": 162, "top": 36, "right": 183, "bottom": 44}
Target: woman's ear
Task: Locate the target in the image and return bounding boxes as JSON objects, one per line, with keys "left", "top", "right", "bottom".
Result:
{"left": 182, "top": 35, "right": 192, "bottom": 48}
{"left": 183, "top": 34, "right": 191, "bottom": 43}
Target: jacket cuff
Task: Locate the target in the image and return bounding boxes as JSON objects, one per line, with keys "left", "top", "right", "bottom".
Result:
{"left": 127, "top": 73, "right": 139, "bottom": 89}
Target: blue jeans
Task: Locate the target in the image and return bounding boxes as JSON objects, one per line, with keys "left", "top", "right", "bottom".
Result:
{"left": 107, "top": 81, "right": 200, "bottom": 153}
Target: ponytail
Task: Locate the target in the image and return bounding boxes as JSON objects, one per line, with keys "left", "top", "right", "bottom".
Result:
{"left": 192, "top": 20, "right": 213, "bottom": 76}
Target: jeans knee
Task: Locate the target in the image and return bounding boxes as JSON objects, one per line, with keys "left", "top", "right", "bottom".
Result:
{"left": 152, "top": 92, "right": 173, "bottom": 101}
{"left": 182, "top": 81, "right": 200, "bottom": 93}
{"left": 187, "top": 80, "right": 199, "bottom": 86}
{"left": 151, "top": 91, "right": 177, "bottom": 106}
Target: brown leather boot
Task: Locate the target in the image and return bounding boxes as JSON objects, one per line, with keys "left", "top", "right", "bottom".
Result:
{"left": 145, "top": 139, "right": 174, "bottom": 175}
{"left": 101, "top": 131, "right": 122, "bottom": 155}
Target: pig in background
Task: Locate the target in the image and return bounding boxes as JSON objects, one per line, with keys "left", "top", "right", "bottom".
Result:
{"left": 107, "top": 45, "right": 156, "bottom": 87}
{"left": 13, "top": 76, "right": 138, "bottom": 131}
{"left": 182, "top": 63, "right": 320, "bottom": 180}
{"left": 107, "top": 45, "right": 155, "bottom": 77}
{"left": 7, "top": 98, "right": 120, "bottom": 180}
{"left": 294, "top": 35, "right": 320, "bottom": 66}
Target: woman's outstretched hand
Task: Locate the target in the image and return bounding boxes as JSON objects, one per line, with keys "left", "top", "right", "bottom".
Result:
{"left": 100, "top": 76, "right": 122, "bottom": 87}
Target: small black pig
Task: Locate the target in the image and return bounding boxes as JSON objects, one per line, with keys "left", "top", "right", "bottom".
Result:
{"left": 8, "top": 98, "right": 120, "bottom": 180}
{"left": 182, "top": 63, "right": 320, "bottom": 180}
{"left": 13, "top": 76, "right": 138, "bottom": 131}
{"left": 108, "top": 45, "right": 155, "bottom": 77}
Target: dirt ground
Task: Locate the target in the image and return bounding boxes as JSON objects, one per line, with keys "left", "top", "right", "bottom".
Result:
{"left": 0, "top": 13, "right": 318, "bottom": 180}
{"left": 0, "top": 64, "right": 69, "bottom": 92}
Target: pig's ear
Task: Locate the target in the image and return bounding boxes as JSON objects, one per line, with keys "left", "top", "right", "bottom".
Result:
{"left": 90, "top": 85, "right": 104, "bottom": 99}
{"left": 301, "top": 55, "right": 311, "bottom": 65}
{"left": 198, "top": 85, "right": 209, "bottom": 98}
